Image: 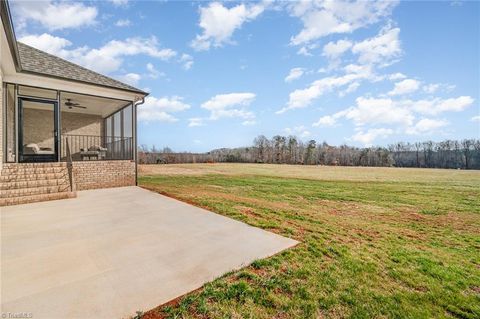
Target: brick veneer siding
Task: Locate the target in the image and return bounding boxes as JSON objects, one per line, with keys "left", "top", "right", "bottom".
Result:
{"left": 0, "top": 71, "right": 3, "bottom": 169}
{"left": 72, "top": 160, "right": 135, "bottom": 190}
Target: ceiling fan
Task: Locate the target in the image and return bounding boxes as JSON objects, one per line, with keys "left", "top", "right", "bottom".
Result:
{"left": 65, "top": 98, "right": 86, "bottom": 109}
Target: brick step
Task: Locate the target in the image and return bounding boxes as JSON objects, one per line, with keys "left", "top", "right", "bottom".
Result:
{"left": 0, "top": 185, "right": 71, "bottom": 199}
{"left": 0, "top": 191, "right": 76, "bottom": 206}
{"left": 0, "top": 179, "right": 69, "bottom": 190}
{"left": 1, "top": 167, "right": 67, "bottom": 176}
{"left": 0, "top": 172, "right": 68, "bottom": 182}
{"left": 2, "top": 163, "right": 67, "bottom": 169}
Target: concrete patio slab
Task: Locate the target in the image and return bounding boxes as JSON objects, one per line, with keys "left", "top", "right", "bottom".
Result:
{"left": 1, "top": 186, "right": 297, "bottom": 319}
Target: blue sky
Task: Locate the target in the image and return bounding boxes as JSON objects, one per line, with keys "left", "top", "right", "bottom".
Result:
{"left": 10, "top": 0, "right": 480, "bottom": 152}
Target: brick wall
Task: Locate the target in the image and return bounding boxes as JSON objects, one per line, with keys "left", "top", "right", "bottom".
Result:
{"left": 22, "top": 108, "right": 103, "bottom": 152}
{"left": 0, "top": 70, "right": 3, "bottom": 168}
{"left": 72, "top": 160, "right": 135, "bottom": 190}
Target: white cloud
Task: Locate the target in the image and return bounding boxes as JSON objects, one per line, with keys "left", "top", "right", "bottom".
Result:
{"left": 191, "top": 2, "right": 267, "bottom": 51}
{"left": 117, "top": 73, "right": 141, "bottom": 86}
{"left": 285, "top": 68, "right": 305, "bottom": 82}
{"left": 242, "top": 120, "right": 257, "bottom": 126}
{"left": 388, "top": 79, "right": 421, "bottom": 96}
{"left": 406, "top": 118, "right": 449, "bottom": 135}
{"left": 19, "top": 34, "right": 177, "bottom": 74}
{"left": 352, "top": 25, "right": 402, "bottom": 66}
{"left": 180, "top": 54, "right": 194, "bottom": 70}
{"left": 12, "top": 1, "right": 97, "bottom": 31}
{"left": 188, "top": 118, "right": 206, "bottom": 127}
{"left": 313, "top": 115, "right": 337, "bottom": 127}
{"left": 278, "top": 63, "right": 376, "bottom": 113}
{"left": 423, "top": 83, "right": 440, "bottom": 94}
{"left": 351, "top": 128, "right": 393, "bottom": 146}
{"left": 471, "top": 115, "right": 480, "bottom": 122}
{"left": 322, "top": 39, "right": 352, "bottom": 60}
{"left": 388, "top": 72, "right": 407, "bottom": 81}
{"left": 115, "top": 19, "right": 131, "bottom": 27}
{"left": 297, "top": 46, "right": 313, "bottom": 56}
{"left": 201, "top": 93, "right": 256, "bottom": 120}
{"left": 289, "top": 0, "right": 398, "bottom": 45}
{"left": 285, "top": 126, "right": 311, "bottom": 138}
{"left": 19, "top": 33, "right": 71, "bottom": 53}
{"left": 109, "top": 0, "right": 129, "bottom": 6}
{"left": 138, "top": 96, "right": 190, "bottom": 123}
{"left": 345, "top": 97, "right": 414, "bottom": 127}
{"left": 410, "top": 96, "right": 474, "bottom": 115}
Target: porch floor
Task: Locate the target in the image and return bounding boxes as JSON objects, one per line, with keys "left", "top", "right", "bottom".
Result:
{"left": 1, "top": 186, "right": 297, "bottom": 319}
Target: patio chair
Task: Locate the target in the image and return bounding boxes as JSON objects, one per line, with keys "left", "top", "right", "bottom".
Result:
{"left": 24, "top": 143, "right": 54, "bottom": 155}
{"left": 80, "top": 145, "right": 107, "bottom": 161}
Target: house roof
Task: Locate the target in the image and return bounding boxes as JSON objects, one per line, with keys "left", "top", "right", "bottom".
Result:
{"left": 17, "top": 42, "right": 147, "bottom": 95}
{"left": 1, "top": 0, "right": 147, "bottom": 96}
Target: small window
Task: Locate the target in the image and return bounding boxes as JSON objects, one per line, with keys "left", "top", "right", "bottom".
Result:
{"left": 18, "top": 85, "right": 57, "bottom": 100}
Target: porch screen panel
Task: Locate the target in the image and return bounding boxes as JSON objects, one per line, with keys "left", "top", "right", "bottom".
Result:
{"left": 105, "top": 117, "right": 112, "bottom": 159}
{"left": 113, "top": 112, "right": 121, "bottom": 158}
{"left": 123, "top": 105, "right": 133, "bottom": 159}
{"left": 5, "top": 84, "right": 16, "bottom": 162}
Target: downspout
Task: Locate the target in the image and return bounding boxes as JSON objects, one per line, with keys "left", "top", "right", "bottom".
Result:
{"left": 133, "top": 97, "right": 145, "bottom": 186}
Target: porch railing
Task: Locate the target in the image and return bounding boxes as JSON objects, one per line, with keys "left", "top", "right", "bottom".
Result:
{"left": 61, "top": 134, "right": 133, "bottom": 161}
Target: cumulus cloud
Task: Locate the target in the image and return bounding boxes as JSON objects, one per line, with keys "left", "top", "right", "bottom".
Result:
{"left": 388, "top": 79, "right": 421, "bottom": 96}
{"left": 19, "top": 33, "right": 71, "bottom": 53}
{"left": 188, "top": 118, "right": 206, "bottom": 127}
{"left": 138, "top": 96, "right": 190, "bottom": 123}
{"left": 285, "top": 68, "right": 305, "bottom": 82}
{"left": 351, "top": 25, "right": 402, "bottom": 66}
{"left": 406, "top": 118, "right": 449, "bottom": 135}
{"left": 201, "top": 92, "right": 256, "bottom": 120}
{"left": 278, "top": 63, "right": 376, "bottom": 113}
{"left": 351, "top": 128, "right": 393, "bottom": 146}
{"left": 12, "top": 0, "right": 97, "bottom": 31}
{"left": 116, "top": 73, "right": 141, "bottom": 86}
{"left": 345, "top": 97, "right": 414, "bottom": 126}
{"left": 191, "top": 2, "right": 268, "bottom": 51}
{"left": 285, "top": 125, "right": 311, "bottom": 138}
{"left": 146, "top": 63, "right": 164, "bottom": 79}
{"left": 115, "top": 19, "right": 131, "bottom": 27}
{"left": 388, "top": 72, "right": 407, "bottom": 81}
{"left": 289, "top": 0, "right": 398, "bottom": 45}
{"left": 19, "top": 34, "right": 177, "bottom": 74}
{"left": 180, "top": 54, "right": 194, "bottom": 70}
{"left": 409, "top": 96, "right": 474, "bottom": 115}
{"left": 322, "top": 39, "right": 352, "bottom": 60}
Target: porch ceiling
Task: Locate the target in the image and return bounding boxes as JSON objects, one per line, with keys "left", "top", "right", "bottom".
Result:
{"left": 61, "top": 92, "right": 129, "bottom": 117}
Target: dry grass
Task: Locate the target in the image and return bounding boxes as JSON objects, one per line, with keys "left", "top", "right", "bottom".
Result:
{"left": 139, "top": 163, "right": 480, "bottom": 184}
{"left": 138, "top": 164, "right": 480, "bottom": 319}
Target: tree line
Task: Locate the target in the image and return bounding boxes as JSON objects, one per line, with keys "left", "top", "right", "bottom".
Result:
{"left": 138, "top": 136, "right": 480, "bottom": 169}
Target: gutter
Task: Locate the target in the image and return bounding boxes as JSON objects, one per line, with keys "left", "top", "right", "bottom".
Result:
{"left": 134, "top": 97, "right": 145, "bottom": 186}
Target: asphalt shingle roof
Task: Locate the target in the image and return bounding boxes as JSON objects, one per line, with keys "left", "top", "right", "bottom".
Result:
{"left": 17, "top": 42, "right": 146, "bottom": 94}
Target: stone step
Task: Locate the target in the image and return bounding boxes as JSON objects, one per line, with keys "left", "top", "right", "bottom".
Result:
{"left": 0, "top": 178, "right": 69, "bottom": 190}
{"left": 0, "top": 185, "right": 71, "bottom": 199}
{"left": 0, "top": 191, "right": 76, "bottom": 206}
{"left": 2, "top": 162, "right": 67, "bottom": 169}
{"left": 0, "top": 172, "right": 68, "bottom": 182}
{"left": 1, "top": 166, "right": 67, "bottom": 176}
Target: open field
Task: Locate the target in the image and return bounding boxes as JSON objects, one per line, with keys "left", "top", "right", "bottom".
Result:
{"left": 138, "top": 164, "right": 480, "bottom": 319}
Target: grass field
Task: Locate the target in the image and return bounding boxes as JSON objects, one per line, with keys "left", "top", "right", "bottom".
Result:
{"left": 138, "top": 164, "right": 480, "bottom": 319}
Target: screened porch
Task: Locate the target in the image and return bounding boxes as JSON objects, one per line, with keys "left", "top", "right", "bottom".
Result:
{"left": 3, "top": 84, "right": 136, "bottom": 163}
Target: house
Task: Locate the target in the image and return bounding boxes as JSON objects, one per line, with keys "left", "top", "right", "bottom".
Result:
{"left": 0, "top": 0, "right": 148, "bottom": 206}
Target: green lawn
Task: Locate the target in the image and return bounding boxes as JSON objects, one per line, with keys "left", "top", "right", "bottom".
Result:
{"left": 138, "top": 164, "right": 480, "bottom": 319}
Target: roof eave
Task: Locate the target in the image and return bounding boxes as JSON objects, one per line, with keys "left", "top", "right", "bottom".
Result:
{"left": 20, "top": 69, "right": 149, "bottom": 97}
